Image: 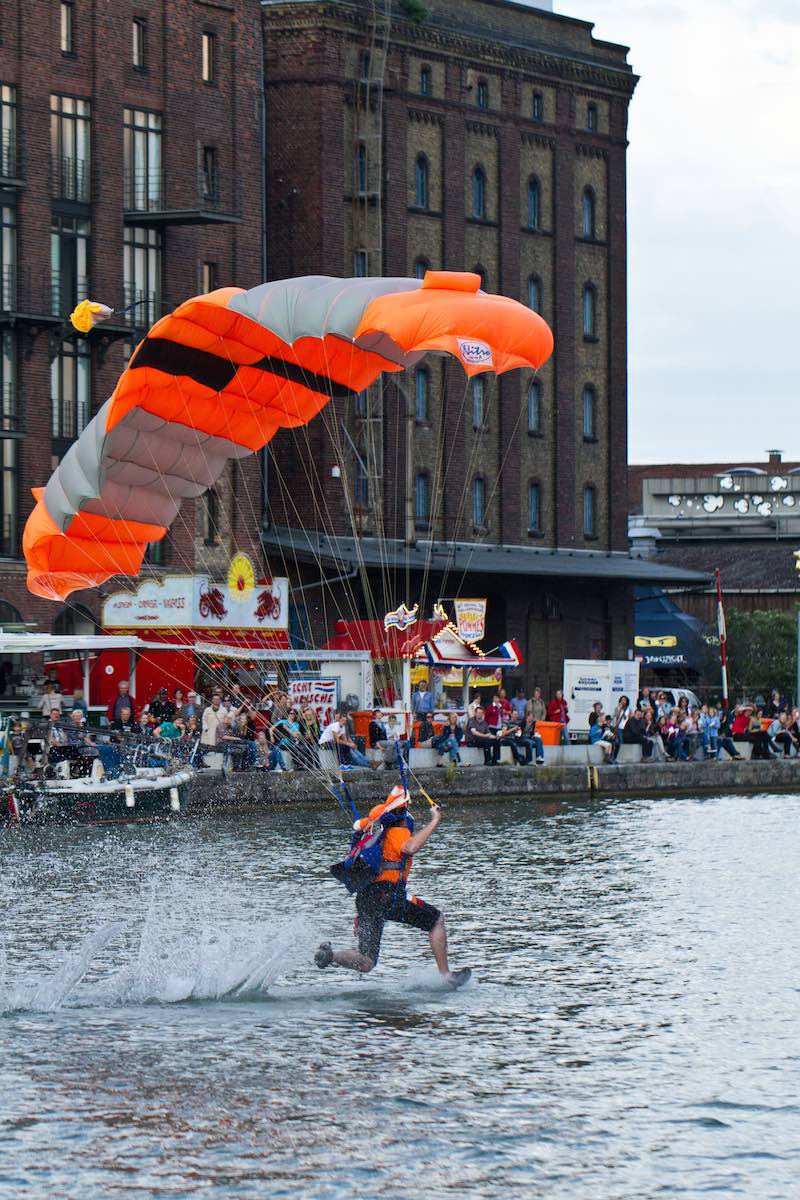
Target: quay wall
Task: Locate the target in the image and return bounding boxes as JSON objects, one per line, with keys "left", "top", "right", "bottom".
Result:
{"left": 188, "top": 761, "right": 800, "bottom": 812}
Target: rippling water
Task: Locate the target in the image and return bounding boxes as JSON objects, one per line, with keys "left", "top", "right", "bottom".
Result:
{"left": 1, "top": 793, "right": 799, "bottom": 1198}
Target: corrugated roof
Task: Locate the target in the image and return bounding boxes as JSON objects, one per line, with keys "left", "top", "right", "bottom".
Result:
{"left": 261, "top": 527, "right": 710, "bottom": 585}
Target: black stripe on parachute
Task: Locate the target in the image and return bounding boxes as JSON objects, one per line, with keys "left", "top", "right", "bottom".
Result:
{"left": 129, "top": 337, "right": 358, "bottom": 400}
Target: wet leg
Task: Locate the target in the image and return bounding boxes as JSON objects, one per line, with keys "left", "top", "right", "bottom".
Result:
{"left": 429, "top": 914, "right": 452, "bottom": 977}
{"left": 331, "top": 948, "right": 375, "bottom": 973}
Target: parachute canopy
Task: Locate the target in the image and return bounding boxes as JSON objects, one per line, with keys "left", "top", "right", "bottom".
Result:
{"left": 24, "top": 271, "right": 554, "bottom": 601}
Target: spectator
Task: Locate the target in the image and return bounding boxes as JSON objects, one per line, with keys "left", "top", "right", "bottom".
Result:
{"left": 177, "top": 690, "right": 200, "bottom": 721}
{"left": 109, "top": 705, "right": 135, "bottom": 733}
{"left": 465, "top": 706, "right": 500, "bottom": 765}
{"left": 589, "top": 711, "right": 613, "bottom": 761}
{"left": 272, "top": 707, "right": 312, "bottom": 769}
{"left": 155, "top": 717, "right": 181, "bottom": 741}
{"left": 528, "top": 687, "right": 547, "bottom": 723}
{"left": 432, "top": 712, "right": 463, "bottom": 766}
{"left": 637, "top": 686, "right": 653, "bottom": 711}
{"left": 520, "top": 712, "right": 545, "bottom": 765}
{"left": 467, "top": 691, "right": 482, "bottom": 719}
{"left": 384, "top": 714, "right": 409, "bottom": 763}
{"left": 607, "top": 696, "right": 631, "bottom": 763}
{"left": 546, "top": 690, "right": 569, "bottom": 743}
{"left": 510, "top": 687, "right": 529, "bottom": 722}
{"left": 412, "top": 681, "right": 434, "bottom": 716}
{"left": 254, "top": 728, "right": 286, "bottom": 772}
{"left": 108, "top": 680, "right": 136, "bottom": 724}
{"left": 698, "top": 705, "right": 721, "bottom": 759}
{"left": 39, "top": 681, "right": 63, "bottom": 718}
{"left": 496, "top": 688, "right": 513, "bottom": 724}
{"left": 768, "top": 712, "right": 794, "bottom": 757}
{"left": 768, "top": 688, "right": 786, "bottom": 718}
{"left": 319, "top": 711, "right": 372, "bottom": 769}
{"left": 656, "top": 691, "right": 672, "bottom": 720}
{"left": 70, "top": 688, "right": 88, "bottom": 716}
{"left": 622, "top": 707, "right": 653, "bottom": 760}
{"left": 718, "top": 707, "right": 744, "bottom": 760}
{"left": 367, "top": 708, "right": 389, "bottom": 768}
{"left": 300, "top": 705, "right": 321, "bottom": 763}
{"left": 499, "top": 717, "right": 530, "bottom": 766}
{"left": 415, "top": 715, "right": 436, "bottom": 748}
{"left": 149, "top": 687, "right": 176, "bottom": 723}
{"left": 201, "top": 694, "right": 224, "bottom": 746}
{"left": 747, "top": 707, "right": 774, "bottom": 759}
{"left": 483, "top": 695, "right": 502, "bottom": 735}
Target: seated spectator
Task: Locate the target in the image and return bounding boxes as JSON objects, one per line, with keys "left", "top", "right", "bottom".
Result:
{"left": 367, "top": 708, "right": 389, "bottom": 768}
{"left": 498, "top": 718, "right": 530, "bottom": 766}
{"left": 149, "top": 687, "right": 176, "bottom": 724}
{"left": 656, "top": 691, "right": 672, "bottom": 720}
{"left": 698, "top": 705, "right": 721, "bottom": 758}
{"left": 717, "top": 708, "right": 744, "bottom": 760}
{"left": 589, "top": 712, "right": 613, "bottom": 761}
{"left": 465, "top": 706, "right": 500, "bottom": 765}
{"left": 319, "top": 711, "right": 372, "bottom": 769}
{"left": 658, "top": 713, "right": 677, "bottom": 759}
{"left": 110, "top": 705, "right": 136, "bottom": 734}
{"left": 273, "top": 707, "right": 316, "bottom": 769}
{"left": 254, "top": 728, "right": 286, "bottom": 771}
{"left": 768, "top": 712, "right": 794, "bottom": 757}
{"left": 520, "top": 713, "right": 545, "bottom": 765}
{"left": 432, "top": 712, "right": 463, "bottom": 766}
{"left": 384, "top": 715, "right": 409, "bottom": 764}
{"left": 746, "top": 707, "right": 774, "bottom": 759}
{"left": 415, "top": 715, "right": 436, "bottom": 748}
{"left": 622, "top": 707, "right": 653, "bottom": 760}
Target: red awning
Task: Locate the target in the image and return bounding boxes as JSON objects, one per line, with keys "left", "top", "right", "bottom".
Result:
{"left": 322, "top": 618, "right": 446, "bottom": 660}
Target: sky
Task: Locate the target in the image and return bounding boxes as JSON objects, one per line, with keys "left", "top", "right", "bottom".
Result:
{"left": 557, "top": 0, "right": 800, "bottom": 464}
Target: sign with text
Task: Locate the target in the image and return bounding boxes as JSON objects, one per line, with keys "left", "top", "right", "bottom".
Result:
{"left": 454, "top": 598, "right": 487, "bottom": 644}
{"left": 288, "top": 679, "right": 339, "bottom": 728}
{"left": 102, "top": 575, "right": 289, "bottom": 631}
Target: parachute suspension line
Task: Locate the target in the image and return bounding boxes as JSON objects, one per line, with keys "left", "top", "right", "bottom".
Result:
{"left": 416, "top": 362, "right": 454, "bottom": 631}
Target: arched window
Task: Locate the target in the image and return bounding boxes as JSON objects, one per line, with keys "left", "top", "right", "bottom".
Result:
{"left": 471, "top": 376, "right": 485, "bottom": 429}
{"left": 354, "top": 248, "right": 368, "bottom": 277}
{"left": 527, "top": 177, "right": 540, "bottom": 229}
{"left": 527, "top": 275, "right": 541, "bottom": 313}
{"left": 532, "top": 90, "right": 543, "bottom": 122}
{"left": 415, "top": 472, "right": 430, "bottom": 524}
{"left": 587, "top": 102, "right": 597, "bottom": 132}
{"left": 476, "top": 79, "right": 488, "bottom": 110}
{"left": 472, "top": 477, "right": 486, "bottom": 528}
{"left": 471, "top": 167, "right": 486, "bottom": 219}
{"left": 359, "top": 50, "right": 371, "bottom": 82}
{"left": 354, "top": 459, "right": 369, "bottom": 507}
{"left": 582, "top": 284, "right": 596, "bottom": 338}
{"left": 203, "top": 489, "right": 220, "bottom": 545}
{"left": 528, "top": 482, "right": 541, "bottom": 532}
{"left": 583, "top": 485, "right": 596, "bottom": 537}
{"left": 53, "top": 603, "right": 97, "bottom": 635}
{"left": 414, "top": 154, "right": 429, "bottom": 209}
{"left": 413, "top": 256, "right": 429, "bottom": 280}
{"left": 356, "top": 142, "right": 367, "bottom": 195}
{"left": 527, "top": 380, "right": 542, "bottom": 435}
{"left": 582, "top": 187, "right": 595, "bottom": 239}
{"left": 0, "top": 599, "right": 23, "bottom": 627}
{"left": 420, "top": 65, "right": 431, "bottom": 96}
{"left": 415, "top": 366, "right": 430, "bottom": 422}
{"left": 582, "top": 384, "right": 596, "bottom": 439}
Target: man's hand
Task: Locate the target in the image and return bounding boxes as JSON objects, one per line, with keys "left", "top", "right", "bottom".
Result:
{"left": 429, "top": 803, "right": 443, "bottom": 827}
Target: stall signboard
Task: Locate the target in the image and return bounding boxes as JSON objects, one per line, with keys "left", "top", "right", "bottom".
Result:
{"left": 454, "top": 598, "right": 486, "bottom": 644}
{"left": 288, "top": 679, "right": 339, "bottom": 727}
{"left": 102, "top": 575, "right": 289, "bottom": 631}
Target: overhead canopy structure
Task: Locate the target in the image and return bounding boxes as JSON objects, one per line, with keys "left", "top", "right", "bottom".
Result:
{"left": 322, "top": 618, "right": 446, "bottom": 660}
{"left": 422, "top": 628, "right": 521, "bottom": 670}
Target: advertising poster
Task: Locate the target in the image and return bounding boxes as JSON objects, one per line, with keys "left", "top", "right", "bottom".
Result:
{"left": 288, "top": 679, "right": 339, "bottom": 728}
{"left": 454, "top": 598, "right": 487, "bottom": 644}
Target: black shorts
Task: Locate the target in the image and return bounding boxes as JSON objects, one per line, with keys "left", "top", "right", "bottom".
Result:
{"left": 355, "top": 883, "right": 441, "bottom": 965}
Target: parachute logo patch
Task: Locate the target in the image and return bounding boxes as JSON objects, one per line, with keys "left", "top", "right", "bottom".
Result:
{"left": 457, "top": 339, "right": 493, "bottom": 367}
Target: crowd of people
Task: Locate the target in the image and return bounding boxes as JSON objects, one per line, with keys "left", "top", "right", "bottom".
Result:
{"left": 17, "top": 677, "right": 800, "bottom": 780}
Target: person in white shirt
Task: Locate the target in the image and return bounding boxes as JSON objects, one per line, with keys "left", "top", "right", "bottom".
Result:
{"left": 39, "top": 682, "right": 63, "bottom": 718}
{"left": 201, "top": 695, "right": 224, "bottom": 746}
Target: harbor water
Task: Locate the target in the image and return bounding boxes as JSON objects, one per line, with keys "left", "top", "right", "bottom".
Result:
{"left": 1, "top": 793, "right": 799, "bottom": 1198}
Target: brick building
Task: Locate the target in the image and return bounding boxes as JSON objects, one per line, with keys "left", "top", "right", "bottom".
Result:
{"left": 629, "top": 451, "right": 800, "bottom": 625}
{"left": 0, "top": 0, "right": 265, "bottom": 638}
{"left": 261, "top": 0, "right": 702, "bottom": 692}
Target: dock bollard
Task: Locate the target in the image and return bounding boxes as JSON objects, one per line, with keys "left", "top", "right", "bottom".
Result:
{"left": 124, "top": 784, "right": 135, "bottom": 809}
{"left": 169, "top": 786, "right": 180, "bottom": 812}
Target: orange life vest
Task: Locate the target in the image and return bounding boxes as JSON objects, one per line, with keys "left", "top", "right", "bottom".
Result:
{"left": 374, "top": 823, "right": 413, "bottom": 885}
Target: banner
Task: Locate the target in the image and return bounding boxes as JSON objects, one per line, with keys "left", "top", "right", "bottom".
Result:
{"left": 454, "top": 598, "right": 486, "bottom": 644}
{"left": 288, "top": 679, "right": 339, "bottom": 728}
{"left": 102, "top": 575, "right": 289, "bottom": 631}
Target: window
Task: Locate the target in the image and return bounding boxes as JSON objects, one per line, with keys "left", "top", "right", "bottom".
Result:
{"left": 414, "top": 154, "right": 429, "bottom": 209}
{"left": 359, "top": 51, "right": 370, "bottom": 82}
{"left": 471, "top": 376, "right": 485, "bottom": 429}
{"left": 420, "top": 65, "right": 431, "bottom": 96}
{"left": 587, "top": 103, "right": 598, "bottom": 132}
{"left": 201, "top": 261, "right": 218, "bottom": 293}
{"left": 202, "top": 31, "right": 216, "bottom": 83}
{"left": 414, "top": 473, "right": 429, "bottom": 525}
{"left": 50, "top": 95, "right": 90, "bottom": 202}
{"left": 123, "top": 108, "right": 162, "bottom": 210}
{"left": 145, "top": 538, "right": 169, "bottom": 566}
{"left": 582, "top": 385, "right": 596, "bottom": 439}
{"left": 583, "top": 485, "right": 597, "bottom": 537}
{"left": 527, "top": 380, "right": 542, "bottom": 435}
{"left": 532, "top": 90, "right": 543, "bottom": 122}
{"left": 354, "top": 391, "right": 367, "bottom": 417}
{"left": 472, "top": 477, "right": 486, "bottom": 528}
{"left": 582, "top": 188, "right": 595, "bottom": 239}
{"left": 51, "top": 215, "right": 89, "bottom": 317}
{"left": 132, "top": 17, "right": 146, "bottom": 69}
{"left": 354, "top": 459, "right": 369, "bottom": 508}
{"left": 353, "top": 249, "right": 368, "bottom": 277}
{"left": 0, "top": 600, "right": 22, "bottom": 624}
{"left": 476, "top": 79, "right": 488, "bottom": 110}
{"left": 0, "top": 332, "right": 17, "bottom": 434}
{"left": 203, "top": 491, "right": 220, "bottom": 545}
{"left": 124, "top": 225, "right": 161, "bottom": 325}
{"left": 356, "top": 142, "right": 367, "bottom": 195}
{"left": 51, "top": 339, "right": 90, "bottom": 443}
{"left": 527, "top": 178, "right": 540, "bottom": 229}
{"left": 60, "top": 1, "right": 74, "bottom": 54}
{"left": 54, "top": 603, "right": 97, "bottom": 635}
{"left": 471, "top": 167, "right": 486, "bottom": 219}
{"left": 0, "top": 85, "right": 17, "bottom": 179}
{"left": 414, "top": 366, "right": 430, "bottom": 422}
{"left": 528, "top": 482, "right": 541, "bottom": 533}
{"left": 583, "top": 284, "right": 597, "bottom": 339}
{"left": 0, "top": 204, "right": 15, "bottom": 310}
{"left": 527, "top": 276, "right": 541, "bottom": 313}
{"left": 201, "top": 146, "right": 217, "bottom": 199}
{"left": 413, "top": 257, "right": 429, "bottom": 281}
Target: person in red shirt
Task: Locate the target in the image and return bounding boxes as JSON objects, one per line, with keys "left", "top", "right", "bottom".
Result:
{"left": 483, "top": 696, "right": 502, "bottom": 733}
{"left": 546, "top": 689, "right": 570, "bottom": 744}
{"left": 496, "top": 687, "right": 512, "bottom": 724}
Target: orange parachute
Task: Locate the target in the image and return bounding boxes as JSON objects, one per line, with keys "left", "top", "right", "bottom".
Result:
{"left": 24, "top": 271, "right": 554, "bottom": 601}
